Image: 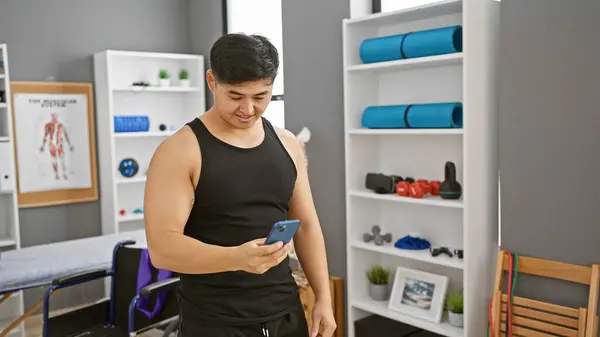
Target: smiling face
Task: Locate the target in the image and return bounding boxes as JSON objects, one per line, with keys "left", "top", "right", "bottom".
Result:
{"left": 207, "top": 69, "right": 273, "bottom": 129}
{"left": 206, "top": 33, "right": 280, "bottom": 129}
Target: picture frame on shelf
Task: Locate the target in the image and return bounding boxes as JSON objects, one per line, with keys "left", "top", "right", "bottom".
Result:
{"left": 388, "top": 266, "right": 448, "bottom": 323}
{"left": 10, "top": 81, "right": 98, "bottom": 208}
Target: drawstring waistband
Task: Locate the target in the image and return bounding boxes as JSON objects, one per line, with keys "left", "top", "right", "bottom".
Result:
{"left": 261, "top": 322, "right": 270, "bottom": 337}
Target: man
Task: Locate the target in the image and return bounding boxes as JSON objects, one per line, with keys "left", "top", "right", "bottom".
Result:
{"left": 144, "top": 33, "right": 336, "bottom": 337}
{"left": 39, "top": 112, "right": 74, "bottom": 180}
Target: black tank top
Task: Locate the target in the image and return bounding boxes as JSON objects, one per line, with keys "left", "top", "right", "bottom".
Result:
{"left": 178, "top": 117, "right": 300, "bottom": 327}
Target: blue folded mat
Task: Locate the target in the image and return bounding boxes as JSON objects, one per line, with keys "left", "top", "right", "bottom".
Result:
{"left": 361, "top": 102, "right": 462, "bottom": 129}
{"left": 394, "top": 235, "right": 431, "bottom": 250}
{"left": 358, "top": 25, "right": 462, "bottom": 64}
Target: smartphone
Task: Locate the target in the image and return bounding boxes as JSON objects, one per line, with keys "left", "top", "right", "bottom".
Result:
{"left": 264, "top": 219, "right": 300, "bottom": 245}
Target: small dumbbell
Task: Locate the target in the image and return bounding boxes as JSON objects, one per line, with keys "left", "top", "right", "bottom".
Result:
{"left": 363, "top": 225, "right": 392, "bottom": 246}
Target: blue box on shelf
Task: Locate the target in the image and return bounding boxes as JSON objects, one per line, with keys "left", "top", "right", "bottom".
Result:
{"left": 114, "top": 115, "right": 150, "bottom": 133}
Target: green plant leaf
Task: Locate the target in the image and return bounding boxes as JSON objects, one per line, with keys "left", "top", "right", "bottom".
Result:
{"left": 445, "top": 290, "right": 464, "bottom": 314}
{"left": 159, "top": 69, "right": 169, "bottom": 79}
{"left": 366, "top": 265, "right": 389, "bottom": 285}
{"left": 179, "top": 69, "right": 189, "bottom": 80}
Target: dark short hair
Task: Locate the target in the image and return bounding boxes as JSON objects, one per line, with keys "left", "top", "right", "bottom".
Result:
{"left": 209, "top": 33, "right": 279, "bottom": 85}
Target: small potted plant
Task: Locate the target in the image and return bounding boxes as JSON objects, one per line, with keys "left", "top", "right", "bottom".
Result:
{"left": 179, "top": 68, "right": 190, "bottom": 87}
{"left": 158, "top": 69, "right": 170, "bottom": 87}
{"left": 366, "top": 265, "right": 389, "bottom": 301}
{"left": 446, "top": 290, "right": 464, "bottom": 327}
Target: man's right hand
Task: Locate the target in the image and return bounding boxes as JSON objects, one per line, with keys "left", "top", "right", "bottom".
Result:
{"left": 232, "top": 238, "right": 292, "bottom": 274}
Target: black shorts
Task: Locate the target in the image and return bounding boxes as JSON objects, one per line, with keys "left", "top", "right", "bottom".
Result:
{"left": 177, "top": 301, "right": 309, "bottom": 337}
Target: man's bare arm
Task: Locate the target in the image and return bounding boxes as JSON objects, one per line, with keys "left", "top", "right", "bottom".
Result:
{"left": 144, "top": 129, "right": 239, "bottom": 274}
{"left": 279, "top": 130, "right": 332, "bottom": 302}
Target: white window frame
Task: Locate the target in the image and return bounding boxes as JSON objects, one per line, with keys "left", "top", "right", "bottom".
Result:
{"left": 224, "top": 0, "right": 285, "bottom": 128}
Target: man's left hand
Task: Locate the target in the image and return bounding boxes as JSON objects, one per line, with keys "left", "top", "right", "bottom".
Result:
{"left": 310, "top": 298, "right": 336, "bottom": 337}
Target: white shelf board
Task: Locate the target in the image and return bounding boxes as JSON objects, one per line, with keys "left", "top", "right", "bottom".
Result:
{"left": 0, "top": 103, "right": 7, "bottom": 108}
{"left": 347, "top": 53, "right": 463, "bottom": 73}
{"left": 114, "top": 131, "right": 174, "bottom": 138}
{"left": 113, "top": 86, "right": 201, "bottom": 93}
{"left": 0, "top": 74, "right": 5, "bottom": 79}
{"left": 0, "top": 137, "right": 10, "bottom": 142}
{"left": 0, "top": 237, "right": 17, "bottom": 248}
{"left": 344, "top": 0, "right": 462, "bottom": 26}
{"left": 351, "top": 241, "right": 463, "bottom": 269}
{"left": 348, "top": 128, "right": 463, "bottom": 136}
{"left": 349, "top": 190, "right": 463, "bottom": 208}
{"left": 351, "top": 298, "right": 463, "bottom": 337}
{"left": 118, "top": 214, "right": 143, "bottom": 222}
{"left": 116, "top": 176, "right": 146, "bottom": 184}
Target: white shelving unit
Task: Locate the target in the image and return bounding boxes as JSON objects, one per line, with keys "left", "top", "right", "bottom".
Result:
{"left": 93, "top": 50, "right": 205, "bottom": 235}
{"left": 0, "top": 44, "right": 25, "bottom": 337}
{"left": 343, "top": 1, "right": 499, "bottom": 337}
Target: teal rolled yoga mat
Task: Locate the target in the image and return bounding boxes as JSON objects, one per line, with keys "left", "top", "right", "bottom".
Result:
{"left": 361, "top": 102, "right": 463, "bottom": 129}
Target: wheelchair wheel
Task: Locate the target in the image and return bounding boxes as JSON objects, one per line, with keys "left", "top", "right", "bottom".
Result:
{"left": 162, "top": 317, "right": 179, "bottom": 337}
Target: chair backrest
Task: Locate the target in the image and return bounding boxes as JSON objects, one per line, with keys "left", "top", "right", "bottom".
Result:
{"left": 491, "top": 250, "right": 599, "bottom": 337}
{"left": 112, "top": 243, "right": 179, "bottom": 333}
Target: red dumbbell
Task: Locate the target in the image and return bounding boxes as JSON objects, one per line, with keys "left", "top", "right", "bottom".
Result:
{"left": 429, "top": 180, "right": 441, "bottom": 196}
{"left": 409, "top": 182, "right": 425, "bottom": 198}
{"left": 419, "top": 179, "right": 432, "bottom": 195}
{"left": 396, "top": 181, "right": 410, "bottom": 196}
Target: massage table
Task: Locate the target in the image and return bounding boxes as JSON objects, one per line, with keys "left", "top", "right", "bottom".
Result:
{"left": 0, "top": 230, "right": 147, "bottom": 336}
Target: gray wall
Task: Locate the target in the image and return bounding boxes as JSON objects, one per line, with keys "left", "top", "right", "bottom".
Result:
{"left": 499, "top": 0, "right": 600, "bottom": 313}
{"left": 188, "top": 0, "right": 224, "bottom": 108}
{"left": 281, "top": 0, "right": 349, "bottom": 279}
{"left": 0, "top": 0, "right": 191, "bottom": 309}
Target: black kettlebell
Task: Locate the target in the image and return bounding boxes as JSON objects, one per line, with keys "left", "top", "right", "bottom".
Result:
{"left": 439, "top": 161, "right": 462, "bottom": 199}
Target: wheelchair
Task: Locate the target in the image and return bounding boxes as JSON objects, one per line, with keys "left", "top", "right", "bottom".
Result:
{"left": 41, "top": 240, "right": 180, "bottom": 337}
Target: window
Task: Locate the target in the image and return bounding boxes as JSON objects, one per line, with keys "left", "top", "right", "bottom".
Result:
{"left": 225, "top": 0, "right": 285, "bottom": 128}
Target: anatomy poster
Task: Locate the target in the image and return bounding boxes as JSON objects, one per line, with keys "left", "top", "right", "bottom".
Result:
{"left": 13, "top": 93, "right": 92, "bottom": 193}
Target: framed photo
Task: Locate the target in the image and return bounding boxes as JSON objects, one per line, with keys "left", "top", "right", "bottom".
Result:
{"left": 10, "top": 81, "right": 98, "bottom": 208}
{"left": 388, "top": 266, "right": 448, "bottom": 323}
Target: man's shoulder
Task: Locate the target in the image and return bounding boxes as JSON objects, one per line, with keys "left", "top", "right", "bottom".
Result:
{"left": 270, "top": 124, "right": 306, "bottom": 167}
{"left": 272, "top": 125, "right": 298, "bottom": 145}
{"left": 154, "top": 126, "right": 199, "bottom": 160}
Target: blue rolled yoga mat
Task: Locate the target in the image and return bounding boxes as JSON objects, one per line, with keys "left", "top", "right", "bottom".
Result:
{"left": 359, "top": 34, "right": 406, "bottom": 64}
{"left": 401, "top": 25, "right": 462, "bottom": 59}
{"left": 358, "top": 25, "right": 462, "bottom": 64}
{"left": 361, "top": 102, "right": 463, "bottom": 129}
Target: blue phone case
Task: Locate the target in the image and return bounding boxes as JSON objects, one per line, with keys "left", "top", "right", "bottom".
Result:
{"left": 264, "top": 219, "right": 300, "bottom": 245}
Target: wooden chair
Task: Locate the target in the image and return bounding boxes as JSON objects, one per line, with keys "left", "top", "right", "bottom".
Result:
{"left": 294, "top": 270, "right": 344, "bottom": 337}
{"left": 491, "top": 250, "right": 599, "bottom": 337}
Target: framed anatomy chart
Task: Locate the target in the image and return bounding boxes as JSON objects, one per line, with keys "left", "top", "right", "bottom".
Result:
{"left": 10, "top": 81, "right": 98, "bottom": 208}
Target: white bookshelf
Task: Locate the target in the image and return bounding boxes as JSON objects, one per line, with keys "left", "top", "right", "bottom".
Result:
{"left": 343, "top": 1, "right": 499, "bottom": 337}
{"left": 93, "top": 50, "right": 205, "bottom": 235}
{"left": 0, "top": 44, "right": 25, "bottom": 337}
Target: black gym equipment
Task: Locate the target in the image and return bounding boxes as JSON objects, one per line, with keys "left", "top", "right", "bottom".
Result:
{"left": 365, "top": 173, "right": 403, "bottom": 194}
{"left": 430, "top": 246, "right": 453, "bottom": 258}
{"left": 439, "top": 161, "right": 462, "bottom": 199}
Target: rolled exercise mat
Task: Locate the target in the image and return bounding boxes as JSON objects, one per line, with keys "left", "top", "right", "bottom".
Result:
{"left": 361, "top": 105, "right": 410, "bottom": 128}
{"left": 361, "top": 102, "right": 462, "bottom": 129}
{"left": 114, "top": 115, "right": 150, "bottom": 133}
{"left": 401, "top": 25, "right": 462, "bottom": 59}
{"left": 359, "top": 34, "right": 407, "bottom": 64}
{"left": 406, "top": 102, "right": 462, "bottom": 128}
